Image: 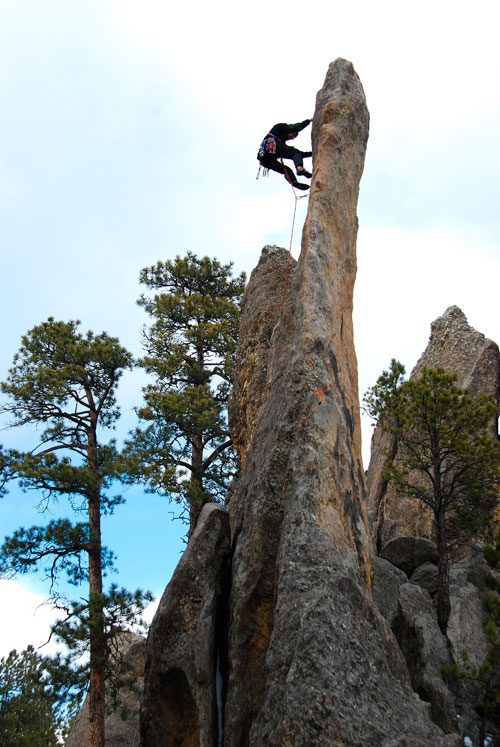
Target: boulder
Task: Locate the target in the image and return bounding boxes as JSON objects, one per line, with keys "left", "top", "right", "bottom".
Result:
{"left": 380, "top": 535, "right": 438, "bottom": 577}
{"left": 140, "top": 503, "right": 230, "bottom": 747}
{"left": 393, "top": 583, "right": 458, "bottom": 734}
{"left": 410, "top": 562, "right": 439, "bottom": 597}
{"left": 372, "top": 555, "right": 408, "bottom": 624}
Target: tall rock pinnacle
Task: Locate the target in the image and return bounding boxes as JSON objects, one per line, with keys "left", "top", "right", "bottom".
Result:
{"left": 140, "top": 59, "right": 461, "bottom": 747}
{"left": 223, "top": 59, "right": 459, "bottom": 746}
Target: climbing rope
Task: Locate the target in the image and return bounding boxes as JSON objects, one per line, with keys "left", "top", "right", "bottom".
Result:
{"left": 280, "top": 162, "right": 308, "bottom": 309}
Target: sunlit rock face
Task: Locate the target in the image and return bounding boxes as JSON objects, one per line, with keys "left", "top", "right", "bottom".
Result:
{"left": 368, "top": 305, "right": 500, "bottom": 547}
{"left": 138, "top": 59, "right": 462, "bottom": 747}
{"left": 223, "top": 58, "right": 459, "bottom": 747}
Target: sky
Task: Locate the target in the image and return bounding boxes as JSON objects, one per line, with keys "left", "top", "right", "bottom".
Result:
{"left": 0, "top": 0, "right": 499, "bottom": 658}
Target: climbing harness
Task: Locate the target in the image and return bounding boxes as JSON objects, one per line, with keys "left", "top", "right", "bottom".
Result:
{"left": 256, "top": 163, "right": 269, "bottom": 179}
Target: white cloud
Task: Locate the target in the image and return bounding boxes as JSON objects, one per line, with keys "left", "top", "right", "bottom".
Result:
{"left": 0, "top": 579, "right": 64, "bottom": 659}
{"left": 355, "top": 222, "right": 500, "bottom": 466}
{"left": 0, "top": 578, "right": 162, "bottom": 659}
{"left": 141, "top": 596, "right": 160, "bottom": 628}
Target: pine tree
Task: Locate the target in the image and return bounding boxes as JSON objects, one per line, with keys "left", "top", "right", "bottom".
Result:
{"left": 364, "top": 364, "right": 500, "bottom": 633}
{"left": 0, "top": 318, "right": 152, "bottom": 747}
{"left": 0, "top": 645, "right": 80, "bottom": 747}
{"left": 124, "top": 252, "right": 246, "bottom": 535}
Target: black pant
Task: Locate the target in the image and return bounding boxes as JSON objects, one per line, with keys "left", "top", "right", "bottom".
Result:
{"left": 258, "top": 143, "right": 308, "bottom": 184}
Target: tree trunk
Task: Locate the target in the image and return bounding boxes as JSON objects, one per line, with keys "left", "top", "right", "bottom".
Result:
{"left": 189, "top": 433, "right": 204, "bottom": 538}
{"left": 88, "top": 430, "right": 105, "bottom": 747}
{"left": 436, "top": 511, "right": 451, "bottom": 634}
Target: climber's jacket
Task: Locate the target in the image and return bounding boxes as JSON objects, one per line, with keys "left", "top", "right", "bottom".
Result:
{"left": 259, "top": 120, "right": 311, "bottom": 158}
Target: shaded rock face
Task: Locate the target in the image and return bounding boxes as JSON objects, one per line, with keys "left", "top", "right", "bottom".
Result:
{"left": 447, "top": 545, "right": 489, "bottom": 670}
{"left": 372, "top": 555, "right": 408, "bottom": 626}
{"left": 140, "top": 504, "right": 230, "bottom": 747}
{"left": 228, "top": 245, "right": 296, "bottom": 468}
{"left": 368, "top": 305, "right": 500, "bottom": 545}
{"left": 376, "top": 546, "right": 492, "bottom": 745}
{"left": 66, "top": 633, "right": 145, "bottom": 747}
{"left": 410, "top": 562, "right": 439, "bottom": 597}
{"left": 393, "top": 583, "right": 457, "bottom": 734}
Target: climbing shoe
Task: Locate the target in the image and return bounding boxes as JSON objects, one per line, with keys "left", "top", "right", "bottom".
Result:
{"left": 293, "top": 182, "right": 309, "bottom": 190}
{"left": 296, "top": 167, "right": 312, "bottom": 178}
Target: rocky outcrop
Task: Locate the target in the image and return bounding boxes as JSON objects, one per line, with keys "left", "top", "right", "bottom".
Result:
{"left": 140, "top": 503, "right": 230, "bottom": 747}
{"left": 223, "top": 59, "right": 459, "bottom": 746}
{"left": 368, "top": 305, "right": 500, "bottom": 545}
{"left": 380, "top": 536, "right": 438, "bottom": 577}
{"left": 447, "top": 544, "right": 489, "bottom": 670}
{"left": 372, "top": 555, "right": 408, "bottom": 625}
{"left": 139, "top": 59, "right": 462, "bottom": 746}
{"left": 66, "top": 633, "right": 145, "bottom": 747}
{"left": 413, "top": 306, "right": 500, "bottom": 404}
{"left": 375, "top": 545, "right": 494, "bottom": 745}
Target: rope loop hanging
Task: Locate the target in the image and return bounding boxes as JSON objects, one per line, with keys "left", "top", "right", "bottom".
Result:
{"left": 280, "top": 161, "right": 308, "bottom": 309}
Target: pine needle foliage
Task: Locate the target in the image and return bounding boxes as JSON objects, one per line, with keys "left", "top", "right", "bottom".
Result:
{"left": 0, "top": 645, "right": 81, "bottom": 746}
{"left": 124, "top": 252, "right": 246, "bottom": 535}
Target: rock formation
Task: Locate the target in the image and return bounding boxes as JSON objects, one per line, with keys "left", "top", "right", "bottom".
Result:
{"left": 140, "top": 504, "right": 230, "bottom": 747}
{"left": 140, "top": 59, "right": 462, "bottom": 746}
{"left": 392, "top": 583, "right": 457, "bottom": 733}
{"left": 222, "top": 59, "right": 460, "bottom": 747}
{"left": 370, "top": 542, "right": 494, "bottom": 745}
{"left": 368, "top": 305, "right": 500, "bottom": 547}
{"left": 228, "top": 245, "right": 297, "bottom": 468}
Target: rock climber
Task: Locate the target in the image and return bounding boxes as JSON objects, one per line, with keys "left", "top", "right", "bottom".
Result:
{"left": 257, "top": 119, "right": 313, "bottom": 190}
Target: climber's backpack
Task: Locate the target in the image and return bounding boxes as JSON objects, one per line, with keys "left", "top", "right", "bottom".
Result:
{"left": 258, "top": 134, "right": 277, "bottom": 160}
